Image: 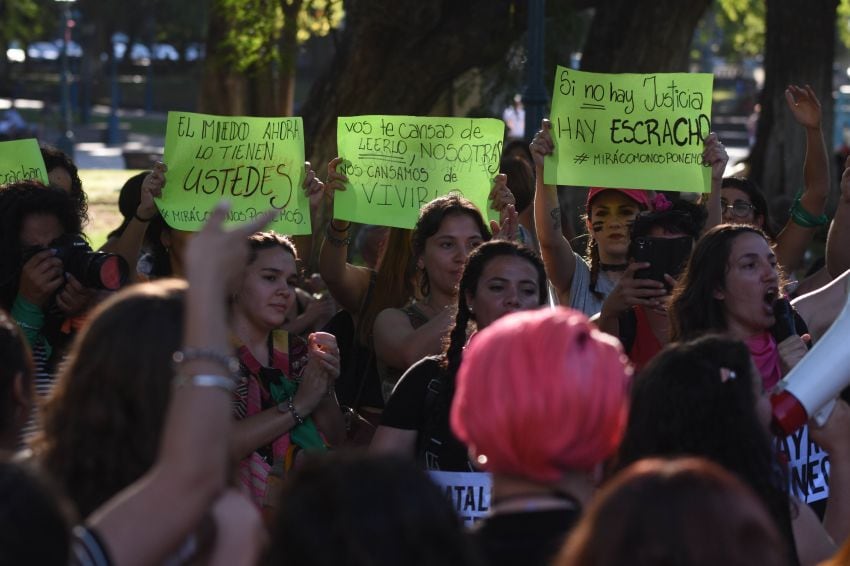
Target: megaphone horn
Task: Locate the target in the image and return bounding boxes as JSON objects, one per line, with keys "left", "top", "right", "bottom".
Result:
{"left": 771, "top": 283, "right": 850, "bottom": 437}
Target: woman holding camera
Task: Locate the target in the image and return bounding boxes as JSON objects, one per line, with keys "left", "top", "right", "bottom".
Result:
{"left": 0, "top": 182, "right": 112, "bottom": 440}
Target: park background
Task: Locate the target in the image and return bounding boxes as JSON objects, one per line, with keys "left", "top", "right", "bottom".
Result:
{"left": 2, "top": 0, "right": 850, "bottom": 261}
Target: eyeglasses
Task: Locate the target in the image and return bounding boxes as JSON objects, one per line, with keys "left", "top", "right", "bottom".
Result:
{"left": 720, "top": 199, "right": 757, "bottom": 219}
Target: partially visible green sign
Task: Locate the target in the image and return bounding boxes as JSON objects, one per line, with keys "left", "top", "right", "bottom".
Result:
{"left": 0, "top": 139, "right": 48, "bottom": 186}
{"left": 335, "top": 116, "right": 504, "bottom": 228}
{"left": 544, "top": 67, "right": 714, "bottom": 193}
{"left": 160, "top": 111, "right": 309, "bottom": 234}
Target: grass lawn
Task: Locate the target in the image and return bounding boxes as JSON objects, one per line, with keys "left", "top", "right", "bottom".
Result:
{"left": 80, "top": 169, "right": 145, "bottom": 249}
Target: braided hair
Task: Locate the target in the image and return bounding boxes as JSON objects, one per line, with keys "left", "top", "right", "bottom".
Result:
{"left": 435, "top": 241, "right": 546, "bottom": 425}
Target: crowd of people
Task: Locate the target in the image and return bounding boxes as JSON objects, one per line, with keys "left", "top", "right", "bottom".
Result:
{"left": 0, "top": 82, "right": 849, "bottom": 566}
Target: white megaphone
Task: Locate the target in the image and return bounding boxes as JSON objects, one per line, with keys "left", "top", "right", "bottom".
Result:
{"left": 771, "top": 284, "right": 850, "bottom": 437}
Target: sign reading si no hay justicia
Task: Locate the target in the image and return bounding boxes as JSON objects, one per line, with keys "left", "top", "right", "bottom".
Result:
{"left": 335, "top": 116, "right": 505, "bottom": 229}
{"left": 159, "top": 111, "right": 310, "bottom": 234}
{"left": 544, "top": 68, "right": 714, "bottom": 193}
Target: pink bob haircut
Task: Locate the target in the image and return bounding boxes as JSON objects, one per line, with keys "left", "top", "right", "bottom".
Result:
{"left": 450, "top": 307, "right": 632, "bottom": 483}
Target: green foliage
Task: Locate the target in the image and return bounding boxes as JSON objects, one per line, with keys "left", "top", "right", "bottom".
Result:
{"left": 296, "top": 0, "right": 344, "bottom": 43}
{"left": 839, "top": 0, "right": 850, "bottom": 49}
{"left": 0, "top": 0, "right": 46, "bottom": 44}
{"left": 217, "top": 0, "right": 344, "bottom": 73}
{"left": 692, "top": 0, "right": 765, "bottom": 63}
{"left": 716, "top": 0, "right": 765, "bottom": 58}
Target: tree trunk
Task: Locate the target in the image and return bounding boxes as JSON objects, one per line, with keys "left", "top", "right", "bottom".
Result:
{"left": 749, "top": 0, "right": 837, "bottom": 206}
{"left": 300, "top": 0, "right": 524, "bottom": 172}
{"left": 198, "top": 0, "right": 247, "bottom": 115}
{"left": 277, "top": 0, "right": 302, "bottom": 117}
{"left": 579, "top": 0, "right": 712, "bottom": 73}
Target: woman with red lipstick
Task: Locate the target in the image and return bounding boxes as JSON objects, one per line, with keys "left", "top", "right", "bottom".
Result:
{"left": 371, "top": 240, "right": 547, "bottom": 473}
{"left": 230, "top": 232, "right": 344, "bottom": 509}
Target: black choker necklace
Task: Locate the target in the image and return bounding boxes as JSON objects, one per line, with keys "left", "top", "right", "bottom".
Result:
{"left": 600, "top": 263, "right": 628, "bottom": 272}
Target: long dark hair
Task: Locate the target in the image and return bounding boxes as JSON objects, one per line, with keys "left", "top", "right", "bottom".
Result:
{"left": 411, "top": 195, "right": 490, "bottom": 297}
{"left": 442, "top": 240, "right": 546, "bottom": 377}
{"left": 669, "top": 224, "right": 772, "bottom": 342}
{"left": 34, "top": 280, "right": 186, "bottom": 519}
{"left": 429, "top": 241, "right": 546, "bottom": 442}
{"left": 617, "top": 335, "right": 796, "bottom": 564}
{"left": 357, "top": 228, "right": 416, "bottom": 346}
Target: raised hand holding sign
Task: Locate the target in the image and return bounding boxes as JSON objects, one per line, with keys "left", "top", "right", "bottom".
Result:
{"left": 159, "top": 111, "right": 311, "bottom": 234}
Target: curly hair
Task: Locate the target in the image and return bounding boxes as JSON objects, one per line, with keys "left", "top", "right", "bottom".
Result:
{"left": 40, "top": 144, "right": 87, "bottom": 225}
{"left": 411, "top": 195, "right": 491, "bottom": 297}
{"left": 669, "top": 224, "right": 775, "bottom": 342}
{"left": 33, "top": 279, "right": 186, "bottom": 518}
{"left": 0, "top": 181, "right": 83, "bottom": 309}
{"left": 616, "top": 335, "right": 796, "bottom": 561}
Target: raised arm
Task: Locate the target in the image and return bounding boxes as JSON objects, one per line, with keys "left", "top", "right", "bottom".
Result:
{"left": 291, "top": 162, "right": 323, "bottom": 272}
{"left": 531, "top": 119, "right": 577, "bottom": 299}
{"left": 86, "top": 203, "right": 274, "bottom": 566}
{"left": 99, "top": 163, "right": 165, "bottom": 281}
{"left": 702, "top": 133, "right": 728, "bottom": 233}
{"left": 318, "top": 157, "right": 372, "bottom": 313}
{"left": 808, "top": 401, "right": 850, "bottom": 553}
{"left": 827, "top": 156, "right": 850, "bottom": 278}
{"left": 373, "top": 306, "right": 454, "bottom": 372}
{"left": 775, "top": 85, "right": 830, "bottom": 272}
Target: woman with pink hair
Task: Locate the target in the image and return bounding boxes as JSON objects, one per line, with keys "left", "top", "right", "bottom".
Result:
{"left": 451, "top": 306, "right": 631, "bottom": 566}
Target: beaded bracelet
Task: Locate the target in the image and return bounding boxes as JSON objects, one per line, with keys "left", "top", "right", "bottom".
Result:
{"left": 173, "top": 373, "right": 238, "bottom": 394}
{"left": 325, "top": 224, "right": 352, "bottom": 247}
{"left": 789, "top": 192, "right": 829, "bottom": 228}
{"left": 287, "top": 396, "right": 305, "bottom": 425}
{"left": 172, "top": 348, "right": 241, "bottom": 377}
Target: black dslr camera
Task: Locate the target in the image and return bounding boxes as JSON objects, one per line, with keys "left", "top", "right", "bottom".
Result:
{"left": 23, "top": 233, "right": 129, "bottom": 290}
{"left": 630, "top": 236, "right": 693, "bottom": 291}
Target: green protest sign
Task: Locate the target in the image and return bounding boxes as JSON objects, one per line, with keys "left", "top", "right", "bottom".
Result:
{"left": 159, "top": 111, "right": 309, "bottom": 234}
{"left": 335, "top": 116, "right": 504, "bottom": 228}
{"left": 0, "top": 139, "right": 48, "bottom": 186}
{"left": 544, "top": 67, "right": 714, "bottom": 193}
